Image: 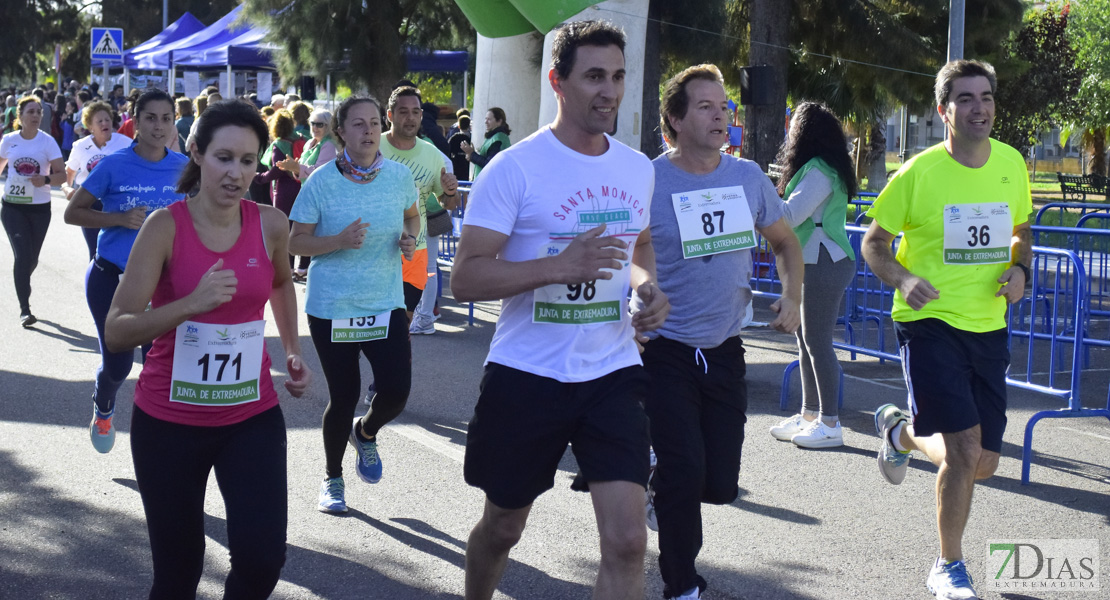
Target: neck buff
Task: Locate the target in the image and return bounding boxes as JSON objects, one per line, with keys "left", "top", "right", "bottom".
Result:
{"left": 337, "top": 148, "right": 385, "bottom": 183}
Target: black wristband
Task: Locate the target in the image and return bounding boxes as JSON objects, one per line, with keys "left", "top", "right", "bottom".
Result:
{"left": 1013, "top": 261, "right": 1030, "bottom": 282}
{"left": 45, "top": 175, "right": 51, "bottom": 185}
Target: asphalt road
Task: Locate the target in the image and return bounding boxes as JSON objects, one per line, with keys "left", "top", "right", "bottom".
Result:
{"left": 1, "top": 190, "right": 1107, "bottom": 599}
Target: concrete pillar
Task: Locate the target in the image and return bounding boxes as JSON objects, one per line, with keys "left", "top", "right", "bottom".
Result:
{"left": 472, "top": 32, "right": 543, "bottom": 148}
{"left": 537, "top": 0, "right": 649, "bottom": 151}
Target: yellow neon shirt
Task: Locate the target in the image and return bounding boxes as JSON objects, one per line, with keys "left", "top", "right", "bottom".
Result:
{"left": 867, "top": 139, "right": 1032, "bottom": 332}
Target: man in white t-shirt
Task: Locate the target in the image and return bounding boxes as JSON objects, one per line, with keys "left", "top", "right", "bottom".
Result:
{"left": 451, "top": 20, "right": 670, "bottom": 600}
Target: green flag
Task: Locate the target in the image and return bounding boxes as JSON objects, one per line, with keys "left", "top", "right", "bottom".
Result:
{"left": 454, "top": 0, "right": 606, "bottom": 38}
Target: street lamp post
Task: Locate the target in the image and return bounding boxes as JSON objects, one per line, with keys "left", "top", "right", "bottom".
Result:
{"left": 948, "top": 0, "right": 964, "bottom": 61}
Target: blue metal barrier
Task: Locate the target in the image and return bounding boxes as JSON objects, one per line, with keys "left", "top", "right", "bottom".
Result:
{"left": 1008, "top": 247, "right": 1110, "bottom": 484}
{"left": 850, "top": 199, "right": 874, "bottom": 225}
{"left": 1033, "top": 202, "right": 1108, "bottom": 226}
{"left": 1029, "top": 225, "right": 1110, "bottom": 365}
{"left": 1072, "top": 214, "right": 1110, "bottom": 319}
{"left": 437, "top": 184, "right": 475, "bottom": 325}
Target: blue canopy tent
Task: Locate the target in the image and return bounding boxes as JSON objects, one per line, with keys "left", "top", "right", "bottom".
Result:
{"left": 129, "top": 5, "right": 469, "bottom": 100}
{"left": 129, "top": 5, "right": 252, "bottom": 71}
{"left": 173, "top": 36, "right": 468, "bottom": 73}
{"left": 171, "top": 23, "right": 273, "bottom": 70}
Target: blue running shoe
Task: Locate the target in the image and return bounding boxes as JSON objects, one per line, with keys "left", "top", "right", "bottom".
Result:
{"left": 90, "top": 409, "right": 115, "bottom": 454}
{"left": 874, "top": 403, "right": 910, "bottom": 484}
{"left": 349, "top": 418, "right": 383, "bottom": 483}
{"left": 927, "top": 558, "right": 977, "bottom": 599}
{"left": 317, "top": 477, "right": 347, "bottom": 513}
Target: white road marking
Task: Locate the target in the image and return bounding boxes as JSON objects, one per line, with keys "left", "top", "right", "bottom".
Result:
{"left": 844, "top": 373, "right": 905, "bottom": 391}
{"left": 390, "top": 421, "right": 465, "bottom": 463}
{"left": 1056, "top": 426, "right": 1110, "bottom": 442}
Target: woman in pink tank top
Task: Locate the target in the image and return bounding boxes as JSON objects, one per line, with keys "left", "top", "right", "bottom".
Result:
{"left": 104, "top": 101, "right": 312, "bottom": 598}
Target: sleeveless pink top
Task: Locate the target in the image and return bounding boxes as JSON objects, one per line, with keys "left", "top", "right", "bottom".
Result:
{"left": 135, "top": 199, "right": 279, "bottom": 426}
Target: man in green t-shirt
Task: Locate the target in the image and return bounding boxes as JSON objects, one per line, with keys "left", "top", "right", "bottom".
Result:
{"left": 862, "top": 59, "right": 1032, "bottom": 600}
{"left": 381, "top": 86, "right": 459, "bottom": 332}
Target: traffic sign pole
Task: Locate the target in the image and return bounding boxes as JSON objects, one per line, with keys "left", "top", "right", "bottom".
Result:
{"left": 91, "top": 27, "right": 124, "bottom": 94}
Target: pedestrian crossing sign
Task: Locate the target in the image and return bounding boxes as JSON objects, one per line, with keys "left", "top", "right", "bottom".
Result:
{"left": 91, "top": 28, "right": 124, "bottom": 61}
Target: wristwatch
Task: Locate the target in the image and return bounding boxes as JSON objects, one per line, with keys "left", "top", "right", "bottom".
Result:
{"left": 1012, "top": 261, "right": 1031, "bottom": 283}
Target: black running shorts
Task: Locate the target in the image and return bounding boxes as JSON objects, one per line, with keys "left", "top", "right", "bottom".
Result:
{"left": 894, "top": 318, "right": 1009, "bottom": 453}
{"left": 463, "top": 362, "right": 651, "bottom": 510}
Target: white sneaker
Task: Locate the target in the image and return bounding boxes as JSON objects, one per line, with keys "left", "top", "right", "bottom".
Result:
{"left": 769, "top": 414, "right": 810, "bottom": 441}
{"left": 791, "top": 420, "right": 844, "bottom": 448}
{"left": 645, "top": 487, "right": 658, "bottom": 532}
{"left": 645, "top": 448, "right": 658, "bottom": 532}
{"left": 409, "top": 321, "right": 435, "bottom": 335}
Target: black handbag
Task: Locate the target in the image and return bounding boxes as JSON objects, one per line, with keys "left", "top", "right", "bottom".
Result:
{"left": 426, "top": 208, "right": 454, "bottom": 238}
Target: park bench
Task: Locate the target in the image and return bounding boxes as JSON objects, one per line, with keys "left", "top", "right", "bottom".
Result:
{"left": 1057, "top": 172, "right": 1108, "bottom": 202}
{"left": 766, "top": 163, "right": 783, "bottom": 183}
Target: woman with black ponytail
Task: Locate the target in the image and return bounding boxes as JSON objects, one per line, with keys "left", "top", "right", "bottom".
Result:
{"left": 64, "top": 88, "right": 188, "bottom": 454}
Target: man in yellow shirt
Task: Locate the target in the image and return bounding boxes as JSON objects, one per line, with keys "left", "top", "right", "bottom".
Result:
{"left": 862, "top": 59, "right": 1032, "bottom": 600}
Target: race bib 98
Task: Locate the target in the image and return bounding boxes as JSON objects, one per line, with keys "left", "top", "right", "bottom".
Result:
{"left": 533, "top": 241, "right": 626, "bottom": 325}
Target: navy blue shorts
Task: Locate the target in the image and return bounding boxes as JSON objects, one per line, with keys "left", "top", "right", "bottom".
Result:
{"left": 464, "top": 363, "right": 651, "bottom": 510}
{"left": 894, "top": 318, "right": 1009, "bottom": 453}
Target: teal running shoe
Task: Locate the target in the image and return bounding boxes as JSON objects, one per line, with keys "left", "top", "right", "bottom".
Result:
{"left": 317, "top": 477, "right": 348, "bottom": 513}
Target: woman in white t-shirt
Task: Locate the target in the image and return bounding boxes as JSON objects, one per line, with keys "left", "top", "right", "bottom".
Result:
{"left": 62, "top": 100, "right": 132, "bottom": 260}
{"left": 0, "top": 96, "right": 64, "bottom": 327}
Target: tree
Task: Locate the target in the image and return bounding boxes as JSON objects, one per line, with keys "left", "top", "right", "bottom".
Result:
{"left": 639, "top": 0, "right": 745, "bottom": 158}
{"left": 243, "top": 0, "right": 474, "bottom": 101}
{"left": 743, "top": 0, "right": 790, "bottom": 170}
{"left": 785, "top": 0, "right": 1022, "bottom": 187}
{"left": 993, "top": 3, "right": 1082, "bottom": 155}
{"left": 1067, "top": 0, "right": 1110, "bottom": 175}
{"left": 0, "top": 0, "right": 83, "bottom": 84}
{"left": 787, "top": 0, "right": 945, "bottom": 188}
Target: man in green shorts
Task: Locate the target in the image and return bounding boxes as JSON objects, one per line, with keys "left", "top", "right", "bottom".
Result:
{"left": 862, "top": 59, "right": 1033, "bottom": 600}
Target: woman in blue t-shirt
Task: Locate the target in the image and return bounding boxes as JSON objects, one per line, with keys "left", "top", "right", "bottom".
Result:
{"left": 63, "top": 89, "right": 188, "bottom": 454}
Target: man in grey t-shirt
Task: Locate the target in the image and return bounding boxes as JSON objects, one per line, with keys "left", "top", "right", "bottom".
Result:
{"left": 635, "top": 64, "right": 802, "bottom": 600}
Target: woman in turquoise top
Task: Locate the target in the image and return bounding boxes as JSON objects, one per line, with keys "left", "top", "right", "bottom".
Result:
{"left": 770, "top": 102, "right": 859, "bottom": 449}
{"left": 459, "top": 106, "right": 511, "bottom": 179}
{"left": 288, "top": 95, "right": 420, "bottom": 514}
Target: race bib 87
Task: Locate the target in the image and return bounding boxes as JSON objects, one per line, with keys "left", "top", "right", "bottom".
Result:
{"left": 671, "top": 186, "right": 757, "bottom": 259}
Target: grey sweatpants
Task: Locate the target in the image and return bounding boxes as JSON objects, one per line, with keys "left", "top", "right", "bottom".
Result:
{"left": 797, "top": 245, "right": 856, "bottom": 417}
